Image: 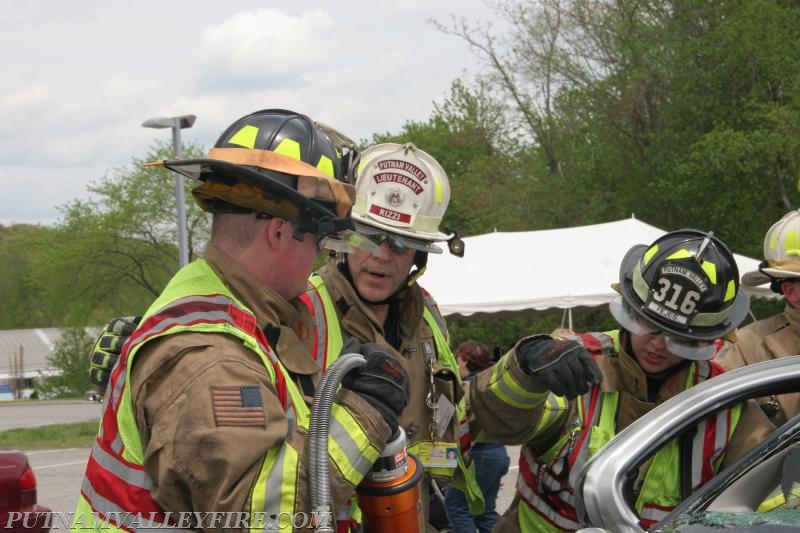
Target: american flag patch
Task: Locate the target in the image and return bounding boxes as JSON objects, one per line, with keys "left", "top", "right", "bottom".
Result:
{"left": 211, "top": 385, "right": 266, "bottom": 427}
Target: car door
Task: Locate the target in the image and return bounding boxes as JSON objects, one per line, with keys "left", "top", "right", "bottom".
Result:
{"left": 574, "top": 355, "right": 800, "bottom": 533}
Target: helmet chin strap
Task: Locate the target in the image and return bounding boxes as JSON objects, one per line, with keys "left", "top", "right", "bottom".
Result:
{"left": 337, "top": 251, "right": 428, "bottom": 307}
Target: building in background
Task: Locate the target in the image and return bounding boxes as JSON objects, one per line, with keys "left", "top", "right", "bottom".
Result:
{"left": 0, "top": 329, "right": 66, "bottom": 400}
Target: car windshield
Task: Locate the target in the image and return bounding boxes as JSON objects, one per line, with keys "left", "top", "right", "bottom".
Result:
{"left": 662, "top": 509, "right": 800, "bottom": 531}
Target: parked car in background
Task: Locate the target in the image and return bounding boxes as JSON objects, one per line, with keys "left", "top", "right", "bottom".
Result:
{"left": 0, "top": 450, "right": 51, "bottom": 533}
{"left": 575, "top": 356, "right": 800, "bottom": 533}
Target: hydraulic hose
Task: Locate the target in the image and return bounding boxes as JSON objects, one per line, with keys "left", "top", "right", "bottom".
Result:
{"left": 309, "top": 352, "right": 366, "bottom": 533}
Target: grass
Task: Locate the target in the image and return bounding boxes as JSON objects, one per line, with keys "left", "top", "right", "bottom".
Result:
{"left": 0, "top": 421, "right": 98, "bottom": 450}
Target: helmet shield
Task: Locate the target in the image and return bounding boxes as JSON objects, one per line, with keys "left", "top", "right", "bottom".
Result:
{"left": 616, "top": 230, "right": 749, "bottom": 342}
{"left": 609, "top": 296, "right": 717, "bottom": 360}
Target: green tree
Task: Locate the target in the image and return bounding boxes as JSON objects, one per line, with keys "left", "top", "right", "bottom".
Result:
{"left": 370, "top": 79, "right": 529, "bottom": 236}
{"left": 437, "top": 0, "right": 800, "bottom": 248}
{"left": 24, "top": 141, "right": 211, "bottom": 326}
{"left": 0, "top": 224, "right": 57, "bottom": 327}
{"left": 37, "top": 327, "right": 95, "bottom": 398}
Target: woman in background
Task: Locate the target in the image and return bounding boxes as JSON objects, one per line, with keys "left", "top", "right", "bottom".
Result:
{"left": 444, "top": 340, "right": 511, "bottom": 533}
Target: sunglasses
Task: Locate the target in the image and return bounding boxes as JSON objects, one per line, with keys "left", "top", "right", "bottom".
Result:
{"left": 609, "top": 296, "right": 717, "bottom": 360}
{"left": 363, "top": 232, "right": 419, "bottom": 254}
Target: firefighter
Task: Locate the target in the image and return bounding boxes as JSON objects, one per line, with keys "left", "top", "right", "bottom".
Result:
{"left": 299, "top": 143, "right": 485, "bottom": 531}
{"left": 472, "top": 230, "right": 775, "bottom": 532}
{"left": 74, "top": 109, "right": 410, "bottom": 532}
{"left": 717, "top": 209, "right": 800, "bottom": 426}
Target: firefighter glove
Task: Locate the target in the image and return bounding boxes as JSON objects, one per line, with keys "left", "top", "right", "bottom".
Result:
{"left": 89, "top": 316, "right": 141, "bottom": 390}
{"left": 517, "top": 336, "right": 602, "bottom": 399}
{"left": 341, "top": 343, "right": 410, "bottom": 433}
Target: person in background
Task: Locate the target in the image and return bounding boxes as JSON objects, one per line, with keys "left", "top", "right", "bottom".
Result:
{"left": 444, "top": 340, "right": 510, "bottom": 533}
{"left": 716, "top": 209, "right": 800, "bottom": 426}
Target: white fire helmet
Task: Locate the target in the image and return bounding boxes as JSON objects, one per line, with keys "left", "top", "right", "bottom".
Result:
{"left": 742, "top": 209, "right": 800, "bottom": 287}
{"left": 351, "top": 143, "right": 451, "bottom": 253}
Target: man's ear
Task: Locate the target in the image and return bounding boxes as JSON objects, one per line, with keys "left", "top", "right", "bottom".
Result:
{"left": 264, "top": 217, "right": 290, "bottom": 249}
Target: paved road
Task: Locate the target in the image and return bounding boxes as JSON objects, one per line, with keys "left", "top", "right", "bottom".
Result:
{"left": 26, "top": 447, "right": 91, "bottom": 531}
{"left": 3, "top": 401, "right": 521, "bottom": 528}
{"left": 0, "top": 400, "right": 102, "bottom": 431}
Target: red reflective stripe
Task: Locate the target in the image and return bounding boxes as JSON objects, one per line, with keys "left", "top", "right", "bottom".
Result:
{"left": 132, "top": 296, "right": 288, "bottom": 409}
{"left": 458, "top": 419, "right": 471, "bottom": 454}
{"left": 253, "top": 327, "right": 287, "bottom": 409}
{"left": 300, "top": 289, "right": 329, "bottom": 368}
{"left": 518, "top": 450, "right": 578, "bottom": 523}
{"left": 518, "top": 451, "right": 537, "bottom": 507}
{"left": 701, "top": 414, "right": 717, "bottom": 483}
{"left": 84, "top": 449, "right": 168, "bottom": 522}
{"left": 299, "top": 293, "right": 321, "bottom": 363}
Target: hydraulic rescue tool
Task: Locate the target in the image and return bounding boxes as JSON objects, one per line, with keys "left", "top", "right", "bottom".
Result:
{"left": 309, "top": 352, "right": 423, "bottom": 533}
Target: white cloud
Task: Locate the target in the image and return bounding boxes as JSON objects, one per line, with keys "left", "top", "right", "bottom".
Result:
{"left": 196, "top": 9, "right": 342, "bottom": 90}
{"left": 0, "top": 1, "right": 495, "bottom": 226}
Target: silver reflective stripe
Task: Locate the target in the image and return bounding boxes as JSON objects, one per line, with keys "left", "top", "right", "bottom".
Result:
{"left": 154, "top": 294, "right": 235, "bottom": 312}
{"left": 261, "top": 445, "right": 287, "bottom": 517}
{"left": 81, "top": 483, "right": 173, "bottom": 530}
{"left": 712, "top": 411, "right": 729, "bottom": 464}
{"left": 131, "top": 295, "right": 282, "bottom": 370}
{"left": 109, "top": 359, "right": 127, "bottom": 409}
{"left": 492, "top": 361, "right": 545, "bottom": 408}
{"left": 144, "top": 310, "right": 232, "bottom": 338}
{"left": 330, "top": 415, "right": 373, "bottom": 477}
{"left": 691, "top": 419, "right": 708, "bottom": 488}
{"left": 110, "top": 432, "right": 124, "bottom": 455}
{"left": 90, "top": 441, "right": 153, "bottom": 489}
{"left": 640, "top": 505, "right": 670, "bottom": 523}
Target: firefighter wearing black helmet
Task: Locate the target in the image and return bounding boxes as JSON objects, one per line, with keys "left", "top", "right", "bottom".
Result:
{"left": 74, "top": 109, "right": 410, "bottom": 532}
{"left": 468, "top": 229, "right": 775, "bottom": 533}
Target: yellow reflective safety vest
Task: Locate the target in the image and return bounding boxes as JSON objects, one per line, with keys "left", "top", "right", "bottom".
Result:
{"left": 73, "top": 260, "right": 380, "bottom": 532}
{"left": 516, "top": 331, "right": 741, "bottom": 532}
{"left": 300, "top": 273, "right": 485, "bottom": 528}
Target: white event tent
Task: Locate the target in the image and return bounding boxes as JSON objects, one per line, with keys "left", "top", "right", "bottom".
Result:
{"left": 420, "top": 217, "right": 777, "bottom": 324}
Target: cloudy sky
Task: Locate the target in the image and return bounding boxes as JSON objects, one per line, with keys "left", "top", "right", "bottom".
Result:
{"left": 0, "top": 0, "right": 495, "bottom": 226}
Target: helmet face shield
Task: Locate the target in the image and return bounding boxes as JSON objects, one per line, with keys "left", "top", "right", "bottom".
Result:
{"left": 318, "top": 229, "right": 380, "bottom": 254}
{"left": 355, "top": 221, "right": 441, "bottom": 254}
{"left": 609, "top": 296, "right": 717, "bottom": 360}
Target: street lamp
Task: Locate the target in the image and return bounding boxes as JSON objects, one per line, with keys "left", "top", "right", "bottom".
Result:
{"left": 142, "top": 114, "right": 197, "bottom": 267}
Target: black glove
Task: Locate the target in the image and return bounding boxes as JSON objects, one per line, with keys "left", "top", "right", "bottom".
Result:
{"left": 517, "top": 336, "right": 602, "bottom": 399}
{"left": 341, "top": 341, "right": 410, "bottom": 433}
{"left": 89, "top": 316, "right": 141, "bottom": 389}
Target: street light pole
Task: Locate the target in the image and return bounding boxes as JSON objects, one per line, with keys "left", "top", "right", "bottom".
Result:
{"left": 142, "top": 114, "right": 196, "bottom": 267}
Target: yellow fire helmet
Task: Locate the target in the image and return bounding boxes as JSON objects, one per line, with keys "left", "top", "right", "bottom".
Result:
{"left": 350, "top": 143, "right": 452, "bottom": 254}
{"left": 742, "top": 209, "right": 800, "bottom": 288}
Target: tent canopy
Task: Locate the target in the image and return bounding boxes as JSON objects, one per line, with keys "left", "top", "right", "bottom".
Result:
{"left": 420, "top": 217, "right": 777, "bottom": 320}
